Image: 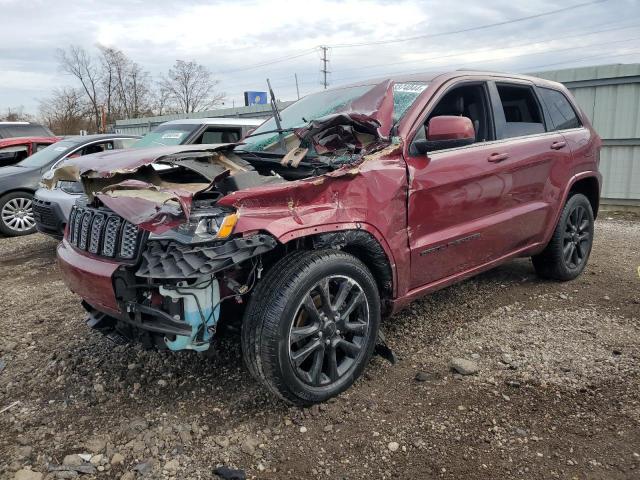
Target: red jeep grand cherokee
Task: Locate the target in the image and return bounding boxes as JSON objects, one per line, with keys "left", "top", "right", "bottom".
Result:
{"left": 53, "top": 71, "right": 601, "bottom": 405}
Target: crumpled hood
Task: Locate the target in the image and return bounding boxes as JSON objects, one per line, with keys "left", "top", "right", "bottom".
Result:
{"left": 44, "top": 143, "right": 245, "bottom": 233}
{"left": 46, "top": 82, "right": 399, "bottom": 235}
{"left": 42, "top": 143, "right": 236, "bottom": 184}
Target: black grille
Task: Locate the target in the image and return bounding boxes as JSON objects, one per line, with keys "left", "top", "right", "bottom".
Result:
{"left": 67, "top": 206, "right": 142, "bottom": 260}
{"left": 33, "top": 199, "right": 57, "bottom": 227}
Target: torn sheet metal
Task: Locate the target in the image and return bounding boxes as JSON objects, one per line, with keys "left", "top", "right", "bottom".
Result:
{"left": 68, "top": 143, "right": 237, "bottom": 178}
{"left": 96, "top": 179, "right": 197, "bottom": 233}
{"left": 291, "top": 80, "right": 395, "bottom": 156}
{"left": 292, "top": 81, "right": 395, "bottom": 156}
{"left": 216, "top": 142, "right": 410, "bottom": 295}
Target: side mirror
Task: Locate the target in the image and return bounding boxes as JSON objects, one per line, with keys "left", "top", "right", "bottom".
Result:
{"left": 413, "top": 115, "right": 475, "bottom": 154}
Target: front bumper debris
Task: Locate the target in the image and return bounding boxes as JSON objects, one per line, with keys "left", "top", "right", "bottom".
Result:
{"left": 136, "top": 234, "right": 277, "bottom": 279}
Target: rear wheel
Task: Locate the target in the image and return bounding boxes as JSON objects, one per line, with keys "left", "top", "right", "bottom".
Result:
{"left": 242, "top": 250, "right": 381, "bottom": 405}
{"left": 532, "top": 193, "right": 594, "bottom": 281}
{"left": 0, "top": 192, "right": 36, "bottom": 236}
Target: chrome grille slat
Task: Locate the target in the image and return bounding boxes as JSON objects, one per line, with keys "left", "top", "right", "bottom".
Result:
{"left": 78, "top": 212, "right": 92, "bottom": 250}
{"left": 88, "top": 213, "right": 105, "bottom": 254}
{"left": 120, "top": 222, "right": 138, "bottom": 259}
{"left": 102, "top": 216, "right": 122, "bottom": 257}
{"left": 66, "top": 206, "right": 140, "bottom": 260}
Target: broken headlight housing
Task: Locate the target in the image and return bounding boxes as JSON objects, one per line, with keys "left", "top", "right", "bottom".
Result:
{"left": 148, "top": 207, "right": 238, "bottom": 244}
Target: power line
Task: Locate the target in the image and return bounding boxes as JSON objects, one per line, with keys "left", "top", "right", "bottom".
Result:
{"left": 333, "top": 22, "right": 640, "bottom": 75}
{"left": 330, "top": 35, "right": 640, "bottom": 84}
{"left": 521, "top": 49, "right": 640, "bottom": 71}
{"left": 215, "top": 48, "right": 318, "bottom": 75}
{"left": 216, "top": 19, "right": 639, "bottom": 92}
{"left": 329, "top": 0, "right": 609, "bottom": 48}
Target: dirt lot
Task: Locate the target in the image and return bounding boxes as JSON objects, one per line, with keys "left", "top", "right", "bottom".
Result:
{"left": 1, "top": 213, "right": 639, "bottom": 480}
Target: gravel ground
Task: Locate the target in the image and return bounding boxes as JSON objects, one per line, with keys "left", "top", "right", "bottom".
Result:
{"left": 0, "top": 212, "right": 639, "bottom": 480}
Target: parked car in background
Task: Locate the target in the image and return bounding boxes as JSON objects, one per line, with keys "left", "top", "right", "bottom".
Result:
{"left": 0, "top": 134, "right": 139, "bottom": 236}
{"left": 0, "top": 121, "right": 54, "bottom": 138}
{"left": 35, "top": 118, "right": 264, "bottom": 238}
{"left": 0, "top": 136, "right": 61, "bottom": 167}
{"left": 52, "top": 71, "right": 601, "bottom": 405}
{"left": 130, "top": 117, "right": 264, "bottom": 148}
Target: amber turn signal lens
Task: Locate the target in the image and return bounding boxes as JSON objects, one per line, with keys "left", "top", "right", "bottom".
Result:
{"left": 216, "top": 213, "right": 238, "bottom": 239}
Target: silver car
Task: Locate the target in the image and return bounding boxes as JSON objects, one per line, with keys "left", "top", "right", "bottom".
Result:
{"left": 34, "top": 117, "right": 264, "bottom": 238}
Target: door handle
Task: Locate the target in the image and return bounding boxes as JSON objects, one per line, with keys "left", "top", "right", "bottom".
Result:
{"left": 487, "top": 152, "right": 509, "bottom": 163}
{"left": 550, "top": 140, "right": 567, "bottom": 150}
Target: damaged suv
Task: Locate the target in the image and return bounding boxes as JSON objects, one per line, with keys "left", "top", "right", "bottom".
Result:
{"left": 51, "top": 71, "right": 601, "bottom": 405}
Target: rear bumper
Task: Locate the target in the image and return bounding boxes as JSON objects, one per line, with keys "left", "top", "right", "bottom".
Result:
{"left": 57, "top": 239, "right": 122, "bottom": 315}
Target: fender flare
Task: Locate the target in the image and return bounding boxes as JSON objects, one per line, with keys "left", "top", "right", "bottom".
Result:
{"left": 277, "top": 221, "right": 399, "bottom": 298}
{"left": 544, "top": 170, "right": 601, "bottom": 247}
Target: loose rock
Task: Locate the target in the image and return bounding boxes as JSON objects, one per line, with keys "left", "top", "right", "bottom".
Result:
{"left": 449, "top": 358, "right": 479, "bottom": 375}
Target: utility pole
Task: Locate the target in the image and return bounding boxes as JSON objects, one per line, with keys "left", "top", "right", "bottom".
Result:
{"left": 294, "top": 73, "right": 300, "bottom": 99}
{"left": 320, "top": 46, "right": 329, "bottom": 89}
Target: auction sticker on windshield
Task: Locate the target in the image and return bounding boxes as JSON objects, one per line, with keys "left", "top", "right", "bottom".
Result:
{"left": 162, "top": 132, "right": 184, "bottom": 139}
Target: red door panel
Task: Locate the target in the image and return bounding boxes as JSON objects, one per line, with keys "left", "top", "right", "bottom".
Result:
{"left": 406, "top": 132, "right": 569, "bottom": 290}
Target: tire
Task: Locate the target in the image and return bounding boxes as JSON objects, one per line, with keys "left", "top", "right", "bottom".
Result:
{"left": 242, "top": 250, "right": 381, "bottom": 405}
{"left": 532, "top": 193, "right": 594, "bottom": 281}
{"left": 0, "top": 192, "right": 36, "bottom": 236}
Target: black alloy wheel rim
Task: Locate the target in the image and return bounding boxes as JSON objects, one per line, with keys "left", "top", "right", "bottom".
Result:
{"left": 288, "top": 275, "right": 370, "bottom": 387}
{"left": 563, "top": 204, "right": 591, "bottom": 269}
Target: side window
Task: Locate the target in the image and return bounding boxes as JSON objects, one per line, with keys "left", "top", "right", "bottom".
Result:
{"left": 114, "top": 138, "right": 138, "bottom": 149}
{"left": 0, "top": 144, "right": 28, "bottom": 165}
{"left": 35, "top": 143, "right": 51, "bottom": 152}
{"left": 538, "top": 87, "right": 582, "bottom": 131}
{"left": 411, "top": 83, "right": 493, "bottom": 154}
{"left": 496, "top": 84, "right": 545, "bottom": 138}
{"left": 198, "top": 128, "right": 240, "bottom": 144}
{"left": 81, "top": 141, "right": 113, "bottom": 156}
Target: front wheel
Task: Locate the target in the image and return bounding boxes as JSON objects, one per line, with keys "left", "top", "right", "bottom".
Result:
{"left": 0, "top": 192, "right": 36, "bottom": 236}
{"left": 532, "top": 193, "right": 594, "bottom": 281}
{"left": 242, "top": 250, "right": 381, "bottom": 405}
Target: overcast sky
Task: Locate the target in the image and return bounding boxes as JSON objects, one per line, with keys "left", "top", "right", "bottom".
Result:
{"left": 1, "top": 0, "right": 639, "bottom": 115}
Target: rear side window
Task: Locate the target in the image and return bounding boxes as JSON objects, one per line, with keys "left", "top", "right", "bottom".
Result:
{"left": 538, "top": 87, "right": 582, "bottom": 131}
{"left": 496, "top": 84, "right": 545, "bottom": 138}
{"left": 0, "top": 144, "right": 29, "bottom": 166}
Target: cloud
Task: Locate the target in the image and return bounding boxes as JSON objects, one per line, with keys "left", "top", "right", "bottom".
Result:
{"left": 0, "top": 0, "right": 639, "bottom": 113}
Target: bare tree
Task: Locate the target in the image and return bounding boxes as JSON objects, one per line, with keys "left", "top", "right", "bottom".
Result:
{"left": 57, "top": 46, "right": 102, "bottom": 130}
{"left": 159, "top": 60, "right": 225, "bottom": 113}
{"left": 0, "top": 106, "right": 33, "bottom": 121}
{"left": 38, "top": 88, "right": 92, "bottom": 135}
{"left": 150, "top": 85, "right": 175, "bottom": 116}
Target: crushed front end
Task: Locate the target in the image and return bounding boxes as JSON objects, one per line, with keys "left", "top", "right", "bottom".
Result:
{"left": 58, "top": 194, "right": 277, "bottom": 350}
{"left": 52, "top": 79, "right": 405, "bottom": 353}
{"left": 52, "top": 144, "right": 283, "bottom": 351}
{"left": 58, "top": 196, "right": 278, "bottom": 350}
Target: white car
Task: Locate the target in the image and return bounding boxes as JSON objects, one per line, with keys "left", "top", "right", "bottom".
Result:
{"left": 34, "top": 117, "right": 264, "bottom": 238}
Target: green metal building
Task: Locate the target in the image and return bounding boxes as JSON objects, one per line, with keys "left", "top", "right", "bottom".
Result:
{"left": 534, "top": 63, "right": 640, "bottom": 205}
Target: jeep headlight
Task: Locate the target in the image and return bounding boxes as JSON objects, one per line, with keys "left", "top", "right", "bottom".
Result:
{"left": 149, "top": 209, "right": 238, "bottom": 244}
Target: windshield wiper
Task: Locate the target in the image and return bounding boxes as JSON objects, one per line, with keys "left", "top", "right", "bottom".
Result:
{"left": 267, "top": 78, "right": 287, "bottom": 152}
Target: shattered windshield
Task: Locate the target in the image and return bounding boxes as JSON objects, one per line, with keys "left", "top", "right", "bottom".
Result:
{"left": 393, "top": 82, "right": 429, "bottom": 121}
{"left": 238, "top": 81, "right": 428, "bottom": 154}
{"left": 133, "top": 124, "right": 197, "bottom": 148}
{"left": 238, "top": 84, "right": 374, "bottom": 153}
